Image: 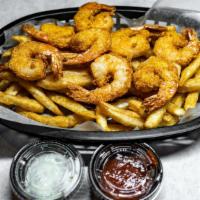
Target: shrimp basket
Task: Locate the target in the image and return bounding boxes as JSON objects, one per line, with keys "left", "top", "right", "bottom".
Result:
{"left": 0, "top": 6, "right": 200, "bottom": 142}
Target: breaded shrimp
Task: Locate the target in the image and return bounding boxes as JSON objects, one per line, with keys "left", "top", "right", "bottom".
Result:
{"left": 61, "top": 28, "right": 111, "bottom": 65}
{"left": 66, "top": 54, "right": 132, "bottom": 104}
{"left": 154, "top": 28, "right": 200, "bottom": 66}
{"left": 9, "top": 41, "right": 62, "bottom": 81}
{"left": 133, "top": 56, "right": 179, "bottom": 112}
{"left": 22, "top": 23, "right": 75, "bottom": 49}
{"left": 74, "top": 2, "right": 115, "bottom": 31}
{"left": 111, "top": 28, "right": 151, "bottom": 60}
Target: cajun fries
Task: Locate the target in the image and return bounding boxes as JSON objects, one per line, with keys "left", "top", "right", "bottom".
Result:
{"left": 0, "top": 91, "right": 44, "bottom": 113}
{"left": 48, "top": 93, "right": 96, "bottom": 119}
{"left": 99, "top": 102, "right": 143, "bottom": 128}
{"left": 19, "top": 111, "right": 82, "bottom": 128}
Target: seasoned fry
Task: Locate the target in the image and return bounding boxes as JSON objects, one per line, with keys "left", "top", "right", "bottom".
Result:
{"left": 171, "top": 94, "right": 185, "bottom": 107}
{"left": 99, "top": 102, "right": 143, "bottom": 128}
{"left": 0, "top": 92, "right": 44, "bottom": 113}
{"left": 0, "top": 71, "right": 15, "bottom": 81}
{"left": 18, "top": 81, "right": 63, "bottom": 115}
{"left": 112, "top": 97, "right": 135, "bottom": 109}
{"left": 12, "top": 35, "right": 31, "bottom": 43}
{"left": 184, "top": 92, "right": 199, "bottom": 110}
{"left": 144, "top": 107, "right": 166, "bottom": 129}
{"left": 179, "top": 54, "right": 200, "bottom": 86}
{"left": 179, "top": 78, "right": 200, "bottom": 93}
{"left": 174, "top": 63, "right": 181, "bottom": 77}
{"left": 48, "top": 93, "right": 96, "bottom": 119}
{"left": 5, "top": 83, "right": 21, "bottom": 96}
{"left": 160, "top": 113, "right": 179, "bottom": 126}
{"left": 96, "top": 106, "right": 108, "bottom": 131}
{"left": 37, "top": 69, "right": 93, "bottom": 90}
{"left": 18, "top": 111, "right": 82, "bottom": 128}
{"left": 0, "top": 80, "right": 10, "bottom": 91}
{"left": 183, "top": 67, "right": 200, "bottom": 110}
{"left": 166, "top": 102, "right": 185, "bottom": 116}
{"left": 128, "top": 98, "right": 145, "bottom": 117}
{"left": 2, "top": 49, "right": 13, "bottom": 58}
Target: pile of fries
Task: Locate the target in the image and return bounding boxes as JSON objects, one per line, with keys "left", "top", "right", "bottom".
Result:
{"left": 0, "top": 66, "right": 198, "bottom": 131}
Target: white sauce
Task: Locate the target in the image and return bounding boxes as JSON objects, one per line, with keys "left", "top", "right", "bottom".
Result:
{"left": 24, "top": 152, "right": 80, "bottom": 200}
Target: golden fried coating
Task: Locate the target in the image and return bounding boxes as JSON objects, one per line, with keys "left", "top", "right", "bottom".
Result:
{"left": 154, "top": 28, "right": 199, "bottom": 66}
{"left": 66, "top": 54, "right": 132, "bottom": 104}
{"left": 62, "top": 28, "right": 111, "bottom": 65}
{"left": 133, "top": 56, "right": 179, "bottom": 112}
{"left": 74, "top": 2, "right": 115, "bottom": 31}
{"left": 111, "top": 28, "right": 150, "bottom": 60}
{"left": 9, "top": 41, "right": 63, "bottom": 80}
{"left": 22, "top": 23, "right": 75, "bottom": 49}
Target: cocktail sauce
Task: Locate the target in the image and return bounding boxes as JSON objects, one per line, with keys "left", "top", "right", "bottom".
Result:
{"left": 89, "top": 143, "right": 163, "bottom": 200}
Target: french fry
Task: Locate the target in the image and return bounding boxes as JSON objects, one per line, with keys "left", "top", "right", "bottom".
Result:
{"left": 174, "top": 63, "right": 182, "bottom": 77}
{"left": 37, "top": 69, "right": 93, "bottom": 90}
{"left": 99, "top": 102, "right": 143, "bottom": 128}
{"left": 166, "top": 102, "right": 185, "bottom": 116}
{"left": 18, "top": 111, "right": 82, "bottom": 128}
{"left": 128, "top": 99, "right": 145, "bottom": 117}
{"left": 0, "top": 80, "right": 10, "bottom": 91}
{"left": 112, "top": 97, "right": 135, "bottom": 109}
{"left": 96, "top": 106, "right": 108, "bottom": 131}
{"left": 0, "top": 91, "right": 44, "bottom": 113}
{"left": 48, "top": 93, "right": 96, "bottom": 119}
{"left": 18, "top": 81, "right": 64, "bottom": 116}
{"left": 145, "top": 107, "right": 166, "bottom": 129}
{"left": 179, "top": 77, "right": 200, "bottom": 93}
{"left": 179, "top": 54, "right": 200, "bottom": 86}
{"left": 5, "top": 83, "right": 21, "bottom": 96}
{"left": 184, "top": 67, "right": 200, "bottom": 110}
{"left": 12, "top": 35, "right": 31, "bottom": 43}
{"left": 0, "top": 71, "right": 15, "bottom": 81}
{"left": 2, "top": 48, "right": 13, "bottom": 58}
{"left": 184, "top": 92, "right": 199, "bottom": 110}
{"left": 160, "top": 112, "right": 179, "bottom": 126}
{"left": 171, "top": 94, "right": 185, "bottom": 107}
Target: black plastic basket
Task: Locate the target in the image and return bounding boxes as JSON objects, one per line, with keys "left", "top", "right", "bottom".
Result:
{"left": 0, "top": 6, "right": 200, "bottom": 142}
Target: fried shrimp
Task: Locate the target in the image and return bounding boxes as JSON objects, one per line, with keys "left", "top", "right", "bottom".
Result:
{"left": 133, "top": 56, "right": 178, "bottom": 112}
{"left": 22, "top": 23, "right": 75, "bottom": 49}
{"left": 9, "top": 41, "right": 62, "bottom": 81}
{"left": 111, "top": 28, "right": 151, "bottom": 60}
{"left": 61, "top": 28, "right": 111, "bottom": 65}
{"left": 154, "top": 28, "right": 200, "bottom": 66}
{"left": 74, "top": 2, "right": 115, "bottom": 31}
{"left": 66, "top": 54, "right": 132, "bottom": 104}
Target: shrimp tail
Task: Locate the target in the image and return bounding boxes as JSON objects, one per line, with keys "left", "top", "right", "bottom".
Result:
{"left": 143, "top": 95, "right": 166, "bottom": 113}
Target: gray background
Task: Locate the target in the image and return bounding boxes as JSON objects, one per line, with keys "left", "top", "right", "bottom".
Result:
{"left": 0, "top": 0, "right": 200, "bottom": 200}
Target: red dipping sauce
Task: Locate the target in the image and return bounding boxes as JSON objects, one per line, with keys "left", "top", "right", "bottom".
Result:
{"left": 89, "top": 144, "right": 162, "bottom": 200}
{"left": 101, "top": 153, "right": 154, "bottom": 200}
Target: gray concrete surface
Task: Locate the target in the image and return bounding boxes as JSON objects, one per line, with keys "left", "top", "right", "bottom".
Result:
{"left": 0, "top": 0, "right": 200, "bottom": 200}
